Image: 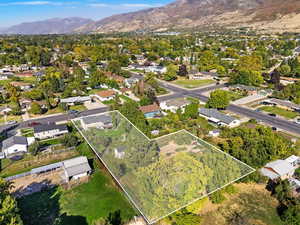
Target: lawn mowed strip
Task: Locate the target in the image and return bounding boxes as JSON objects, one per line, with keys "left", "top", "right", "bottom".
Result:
{"left": 173, "top": 79, "right": 215, "bottom": 89}
{"left": 18, "top": 171, "right": 136, "bottom": 225}
{"left": 259, "top": 106, "right": 299, "bottom": 119}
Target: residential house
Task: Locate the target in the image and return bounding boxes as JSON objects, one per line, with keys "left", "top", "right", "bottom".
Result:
{"left": 208, "top": 129, "right": 221, "bottom": 137}
{"left": 139, "top": 104, "right": 161, "bottom": 118}
{"left": 199, "top": 108, "right": 241, "bottom": 128}
{"left": 120, "top": 88, "right": 132, "bottom": 95}
{"left": 230, "top": 84, "right": 258, "bottom": 95}
{"left": 60, "top": 96, "right": 91, "bottom": 106}
{"left": 160, "top": 98, "right": 191, "bottom": 113}
{"left": 11, "top": 82, "right": 32, "bottom": 90}
{"left": 19, "top": 98, "right": 32, "bottom": 110}
{"left": 144, "top": 66, "right": 167, "bottom": 74}
{"left": 0, "top": 106, "right": 12, "bottom": 115}
{"left": 34, "top": 123, "right": 68, "bottom": 139}
{"left": 124, "top": 74, "right": 143, "bottom": 88}
{"left": 114, "top": 146, "right": 126, "bottom": 159}
{"left": 62, "top": 156, "right": 92, "bottom": 182}
{"left": 261, "top": 155, "right": 300, "bottom": 180}
{"left": 95, "top": 90, "right": 116, "bottom": 102}
{"left": 80, "top": 114, "right": 113, "bottom": 130}
{"left": 2, "top": 136, "right": 29, "bottom": 157}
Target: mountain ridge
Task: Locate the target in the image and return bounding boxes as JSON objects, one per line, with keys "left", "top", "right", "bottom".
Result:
{"left": 0, "top": 17, "right": 93, "bottom": 35}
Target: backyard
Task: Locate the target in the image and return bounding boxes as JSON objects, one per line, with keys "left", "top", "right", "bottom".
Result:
{"left": 17, "top": 170, "right": 136, "bottom": 225}
{"left": 259, "top": 106, "right": 300, "bottom": 119}
{"left": 173, "top": 79, "right": 215, "bottom": 89}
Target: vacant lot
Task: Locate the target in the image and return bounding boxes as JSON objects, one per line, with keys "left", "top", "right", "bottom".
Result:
{"left": 18, "top": 171, "right": 136, "bottom": 225}
{"left": 259, "top": 106, "right": 299, "bottom": 119}
{"left": 200, "top": 183, "right": 284, "bottom": 225}
{"left": 173, "top": 79, "right": 215, "bottom": 89}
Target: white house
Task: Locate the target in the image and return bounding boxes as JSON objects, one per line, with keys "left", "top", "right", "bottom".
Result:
{"left": 80, "top": 114, "right": 113, "bottom": 130}
{"left": 62, "top": 156, "right": 91, "bottom": 182}
{"left": 114, "top": 147, "right": 126, "bottom": 159}
{"left": 2, "top": 136, "right": 28, "bottom": 157}
{"left": 261, "top": 155, "right": 300, "bottom": 180}
{"left": 144, "top": 66, "right": 167, "bottom": 74}
{"left": 34, "top": 123, "right": 68, "bottom": 139}
{"left": 160, "top": 98, "right": 191, "bottom": 113}
{"left": 199, "top": 108, "right": 241, "bottom": 128}
{"left": 95, "top": 90, "right": 116, "bottom": 102}
{"left": 60, "top": 96, "right": 91, "bottom": 106}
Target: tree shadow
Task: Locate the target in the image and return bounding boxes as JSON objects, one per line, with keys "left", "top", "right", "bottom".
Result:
{"left": 17, "top": 184, "right": 88, "bottom": 225}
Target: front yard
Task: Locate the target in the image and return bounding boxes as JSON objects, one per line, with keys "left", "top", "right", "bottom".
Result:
{"left": 259, "top": 106, "right": 300, "bottom": 119}
{"left": 173, "top": 79, "right": 215, "bottom": 89}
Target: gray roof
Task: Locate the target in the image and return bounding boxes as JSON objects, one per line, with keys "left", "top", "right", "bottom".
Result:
{"left": 60, "top": 96, "right": 90, "bottom": 104}
{"left": 199, "top": 108, "right": 236, "bottom": 124}
{"left": 266, "top": 98, "right": 300, "bottom": 110}
{"left": 31, "top": 162, "right": 63, "bottom": 174}
{"left": 2, "top": 136, "right": 28, "bottom": 150}
{"left": 34, "top": 123, "right": 68, "bottom": 133}
{"left": 264, "top": 160, "right": 294, "bottom": 176}
{"left": 63, "top": 156, "right": 91, "bottom": 177}
{"left": 231, "top": 84, "right": 258, "bottom": 92}
{"left": 165, "top": 98, "right": 191, "bottom": 107}
{"left": 81, "top": 115, "right": 112, "bottom": 125}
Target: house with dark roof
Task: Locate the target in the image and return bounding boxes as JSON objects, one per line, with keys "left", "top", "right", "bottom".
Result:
{"left": 62, "top": 156, "right": 91, "bottom": 182}
{"left": 139, "top": 104, "right": 161, "bottom": 118}
{"left": 2, "top": 136, "right": 28, "bottom": 157}
{"left": 199, "top": 108, "right": 240, "bottom": 128}
{"left": 80, "top": 114, "right": 113, "bottom": 130}
{"left": 34, "top": 123, "right": 68, "bottom": 139}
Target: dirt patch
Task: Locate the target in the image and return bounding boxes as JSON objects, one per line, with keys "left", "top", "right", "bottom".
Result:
{"left": 11, "top": 169, "right": 65, "bottom": 198}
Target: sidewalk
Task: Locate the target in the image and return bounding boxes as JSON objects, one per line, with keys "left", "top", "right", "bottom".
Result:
{"left": 23, "top": 112, "right": 65, "bottom": 122}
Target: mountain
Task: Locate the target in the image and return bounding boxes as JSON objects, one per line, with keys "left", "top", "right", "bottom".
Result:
{"left": 77, "top": 0, "right": 300, "bottom": 33}
{"left": 1, "top": 17, "right": 93, "bottom": 35}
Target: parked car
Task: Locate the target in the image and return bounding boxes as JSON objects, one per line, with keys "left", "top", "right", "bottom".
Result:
{"left": 7, "top": 120, "right": 17, "bottom": 125}
{"left": 68, "top": 110, "right": 79, "bottom": 114}
{"left": 268, "top": 113, "right": 277, "bottom": 117}
{"left": 28, "top": 122, "right": 41, "bottom": 127}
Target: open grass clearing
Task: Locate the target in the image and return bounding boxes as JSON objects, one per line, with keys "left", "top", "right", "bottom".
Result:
{"left": 69, "top": 104, "right": 87, "bottom": 112}
{"left": 259, "top": 106, "right": 299, "bottom": 119}
{"left": 17, "top": 171, "right": 136, "bottom": 225}
{"left": 173, "top": 79, "right": 215, "bottom": 89}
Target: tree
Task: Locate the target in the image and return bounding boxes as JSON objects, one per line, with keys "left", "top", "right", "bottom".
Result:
{"left": 62, "top": 133, "right": 78, "bottom": 147}
{"left": 29, "top": 102, "right": 42, "bottom": 115}
{"left": 184, "top": 102, "right": 199, "bottom": 119}
{"left": 139, "top": 96, "right": 152, "bottom": 106}
{"left": 206, "top": 90, "right": 230, "bottom": 109}
{"left": 0, "top": 178, "right": 23, "bottom": 225}
{"left": 29, "top": 141, "right": 40, "bottom": 156}
{"left": 164, "top": 64, "right": 177, "bottom": 81}
{"left": 178, "top": 64, "right": 188, "bottom": 77}
{"left": 230, "top": 69, "right": 264, "bottom": 86}
{"left": 209, "top": 190, "right": 226, "bottom": 204}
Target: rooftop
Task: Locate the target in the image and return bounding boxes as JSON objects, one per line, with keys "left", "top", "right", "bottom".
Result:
{"left": 139, "top": 104, "right": 160, "bottom": 114}
{"left": 81, "top": 114, "right": 112, "bottom": 125}
{"left": 63, "top": 156, "right": 91, "bottom": 177}
{"left": 199, "top": 108, "right": 236, "bottom": 124}
{"left": 97, "top": 90, "right": 116, "bottom": 98}
{"left": 34, "top": 123, "right": 68, "bottom": 133}
{"left": 2, "top": 136, "right": 28, "bottom": 150}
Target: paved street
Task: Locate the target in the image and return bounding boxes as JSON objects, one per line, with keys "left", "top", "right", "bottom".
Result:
{"left": 158, "top": 81, "right": 300, "bottom": 135}
{"left": 1, "top": 81, "right": 300, "bottom": 135}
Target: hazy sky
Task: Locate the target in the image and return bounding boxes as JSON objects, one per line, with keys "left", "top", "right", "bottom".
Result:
{"left": 0, "top": 0, "right": 173, "bottom": 27}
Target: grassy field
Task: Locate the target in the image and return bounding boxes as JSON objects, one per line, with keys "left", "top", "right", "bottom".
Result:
{"left": 199, "top": 183, "right": 284, "bottom": 225}
{"left": 18, "top": 171, "right": 136, "bottom": 225}
{"left": 173, "top": 79, "right": 215, "bottom": 89}
{"left": 259, "top": 106, "right": 299, "bottom": 119}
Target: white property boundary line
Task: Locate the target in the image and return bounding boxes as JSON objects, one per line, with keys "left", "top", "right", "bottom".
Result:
{"left": 72, "top": 110, "right": 256, "bottom": 224}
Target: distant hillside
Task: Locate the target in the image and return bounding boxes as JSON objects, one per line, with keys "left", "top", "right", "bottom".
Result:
{"left": 1, "top": 17, "right": 93, "bottom": 35}
{"left": 76, "top": 0, "right": 300, "bottom": 33}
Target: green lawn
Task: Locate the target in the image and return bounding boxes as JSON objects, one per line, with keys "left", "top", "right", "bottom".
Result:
{"left": 227, "top": 91, "right": 245, "bottom": 101}
{"left": 259, "top": 106, "right": 299, "bottom": 119}
{"left": 69, "top": 104, "right": 87, "bottom": 112}
{"left": 18, "top": 171, "right": 136, "bottom": 225}
{"left": 0, "top": 115, "right": 23, "bottom": 124}
{"left": 173, "top": 79, "right": 215, "bottom": 89}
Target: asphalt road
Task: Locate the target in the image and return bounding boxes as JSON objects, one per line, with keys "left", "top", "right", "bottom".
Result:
{"left": 158, "top": 81, "right": 300, "bottom": 135}
{"left": 2, "top": 81, "right": 300, "bottom": 135}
